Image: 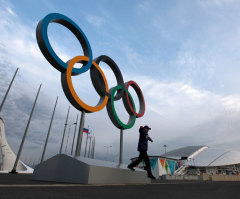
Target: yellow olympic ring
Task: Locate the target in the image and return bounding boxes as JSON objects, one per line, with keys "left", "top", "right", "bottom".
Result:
{"left": 62, "top": 56, "right": 109, "bottom": 113}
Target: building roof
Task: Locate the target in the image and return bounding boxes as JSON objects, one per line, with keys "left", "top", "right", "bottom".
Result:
{"left": 185, "top": 148, "right": 240, "bottom": 167}
{"left": 130, "top": 145, "right": 240, "bottom": 167}
{"left": 163, "top": 145, "right": 240, "bottom": 167}
{"left": 160, "top": 146, "right": 206, "bottom": 159}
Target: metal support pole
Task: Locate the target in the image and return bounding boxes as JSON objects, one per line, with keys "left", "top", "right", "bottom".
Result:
{"left": 40, "top": 96, "right": 58, "bottom": 163}
{"left": 90, "top": 137, "right": 93, "bottom": 158}
{"left": 59, "top": 106, "right": 70, "bottom": 154}
{"left": 90, "top": 137, "right": 95, "bottom": 158}
{"left": 10, "top": 84, "right": 41, "bottom": 173}
{"left": 0, "top": 68, "right": 18, "bottom": 113}
{"left": 75, "top": 111, "right": 85, "bottom": 157}
{"left": 65, "top": 126, "right": 71, "bottom": 153}
{"left": 71, "top": 114, "right": 78, "bottom": 155}
{"left": 84, "top": 133, "right": 88, "bottom": 157}
{"left": 88, "top": 135, "right": 92, "bottom": 158}
{"left": 92, "top": 137, "right": 95, "bottom": 159}
{"left": 119, "top": 129, "right": 123, "bottom": 164}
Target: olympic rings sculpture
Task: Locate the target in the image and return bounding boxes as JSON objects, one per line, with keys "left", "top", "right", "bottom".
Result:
{"left": 36, "top": 13, "right": 145, "bottom": 130}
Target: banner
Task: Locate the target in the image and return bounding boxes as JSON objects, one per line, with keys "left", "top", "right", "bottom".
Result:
{"left": 150, "top": 158, "right": 158, "bottom": 170}
{"left": 167, "top": 160, "right": 175, "bottom": 175}
{"left": 159, "top": 158, "right": 165, "bottom": 168}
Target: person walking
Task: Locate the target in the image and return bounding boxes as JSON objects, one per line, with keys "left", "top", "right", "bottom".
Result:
{"left": 127, "top": 125, "right": 156, "bottom": 179}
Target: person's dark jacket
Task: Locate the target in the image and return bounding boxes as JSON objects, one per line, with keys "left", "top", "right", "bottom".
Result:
{"left": 137, "top": 126, "right": 152, "bottom": 151}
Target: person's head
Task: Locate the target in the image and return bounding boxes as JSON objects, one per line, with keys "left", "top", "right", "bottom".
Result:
{"left": 144, "top": 125, "right": 151, "bottom": 132}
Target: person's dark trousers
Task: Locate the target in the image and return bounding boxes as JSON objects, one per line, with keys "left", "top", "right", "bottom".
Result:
{"left": 129, "top": 150, "right": 152, "bottom": 175}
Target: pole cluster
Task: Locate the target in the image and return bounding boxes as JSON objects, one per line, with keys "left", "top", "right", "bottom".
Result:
{"left": 84, "top": 129, "right": 95, "bottom": 159}
{"left": 1, "top": 68, "right": 100, "bottom": 173}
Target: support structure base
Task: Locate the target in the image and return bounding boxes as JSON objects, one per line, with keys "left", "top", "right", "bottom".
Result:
{"left": 32, "top": 154, "right": 150, "bottom": 184}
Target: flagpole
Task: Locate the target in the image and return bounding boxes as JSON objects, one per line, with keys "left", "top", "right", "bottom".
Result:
{"left": 92, "top": 137, "right": 96, "bottom": 159}
{"left": 91, "top": 135, "right": 95, "bottom": 158}
{"left": 41, "top": 96, "right": 58, "bottom": 163}
{"left": 59, "top": 106, "right": 70, "bottom": 154}
{"left": 65, "top": 125, "right": 71, "bottom": 153}
{"left": 71, "top": 114, "right": 78, "bottom": 155}
{"left": 10, "top": 84, "right": 42, "bottom": 173}
{"left": 75, "top": 110, "right": 85, "bottom": 157}
{"left": 84, "top": 126, "right": 89, "bottom": 157}
{"left": 88, "top": 131, "right": 92, "bottom": 158}
{"left": 0, "top": 68, "right": 18, "bottom": 113}
{"left": 90, "top": 135, "right": 93, "bottom": 158}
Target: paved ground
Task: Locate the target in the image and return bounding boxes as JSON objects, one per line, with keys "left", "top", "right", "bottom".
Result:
{"left": 1, "top": 174, "right": 240, "bottom": 199}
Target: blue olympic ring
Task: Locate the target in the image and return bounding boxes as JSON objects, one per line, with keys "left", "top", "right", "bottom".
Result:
{"left": 36, "top": 13, "right": 93, "bottom": 75}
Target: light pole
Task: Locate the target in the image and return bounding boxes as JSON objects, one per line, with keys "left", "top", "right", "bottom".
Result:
{"left": 104, "top": 145, "right": 112, "bottom": 161}
{"left": 65, "top": 122, "right": 77, "bottom": 153}
{"left": 163, "top": 145, "right": 167, "bottom": 154}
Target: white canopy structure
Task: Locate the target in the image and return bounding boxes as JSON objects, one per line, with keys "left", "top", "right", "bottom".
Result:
{"left": 161, "top": 146, "right": 240, "bottom": 175}
{"left": 0, "top": 117, "right": 33, "bottom": 173}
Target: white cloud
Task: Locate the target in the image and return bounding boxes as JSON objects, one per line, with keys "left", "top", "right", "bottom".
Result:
{"left": 221, "top": 95, "right": 240, "bottom": 111}
{"left": 86, "top": 14, "right": 105, "bottom": 28}
{"left": 198, "top": 0, "right": 236, "bottom": 7}
{"left": 6, "top": 7, "right": 16, "bottom": 16}
{"left": 137, "top": 0, "right": 152, "bottom": 12}
{"left": 1, "top": 0, "right": 240, "bottom": 163}
{"left": 0, "top": 5, "right": 49, "bottom": 80}
{"left": 122, "top": 46, "right": 144, "bottom": 70}
{"left": 128, "top": 74, "right": 240, "bottom": 149}
{"left": 0, "top": 3, "right": 77, "bottom": 86}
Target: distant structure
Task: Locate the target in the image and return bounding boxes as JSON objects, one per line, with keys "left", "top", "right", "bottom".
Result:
{"left": 131, "top": 146, "right": 240, "bottom": 178}
{"left": 0, "top": 117, "right": 33, "bottom": 173}
{"left": 163, "top": 146, "right": 240, "bottom": 176}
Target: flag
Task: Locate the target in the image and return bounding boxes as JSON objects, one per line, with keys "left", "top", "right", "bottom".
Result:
{"left": 83, "top": 128, "right": 89, "bottom": 133}
{"left": 88, "top": 132, "right": 94, "bottom": 138}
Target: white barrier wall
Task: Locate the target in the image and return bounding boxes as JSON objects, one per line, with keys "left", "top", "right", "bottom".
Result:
{"left": 133, "top": 157, "right": 182, "bottom": 178}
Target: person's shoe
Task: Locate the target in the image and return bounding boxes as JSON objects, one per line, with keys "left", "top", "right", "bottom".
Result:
{"left": 143, "top": 166, "right": 147, "bottom": 171}
{"left": 127, "top": 165, "right": 135, "bottom": 171}
{"left": 147, "top": 174, "right": 156, "bottom": 180}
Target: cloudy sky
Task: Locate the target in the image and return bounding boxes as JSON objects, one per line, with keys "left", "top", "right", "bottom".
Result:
{"left": 1, "top": 0, "right": 240, "bottom": 165}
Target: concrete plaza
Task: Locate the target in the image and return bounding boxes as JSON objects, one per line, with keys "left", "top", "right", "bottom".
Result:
{"left": 0, "top": 174, "right": 240, "bottom": 199}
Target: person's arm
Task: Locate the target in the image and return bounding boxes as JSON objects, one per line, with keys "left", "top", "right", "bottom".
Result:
{"left": 147, "top": 136, "right": 153, "bottom": 142}
{"left": 139, "top": 126, "right": 144, "bottom": 134}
